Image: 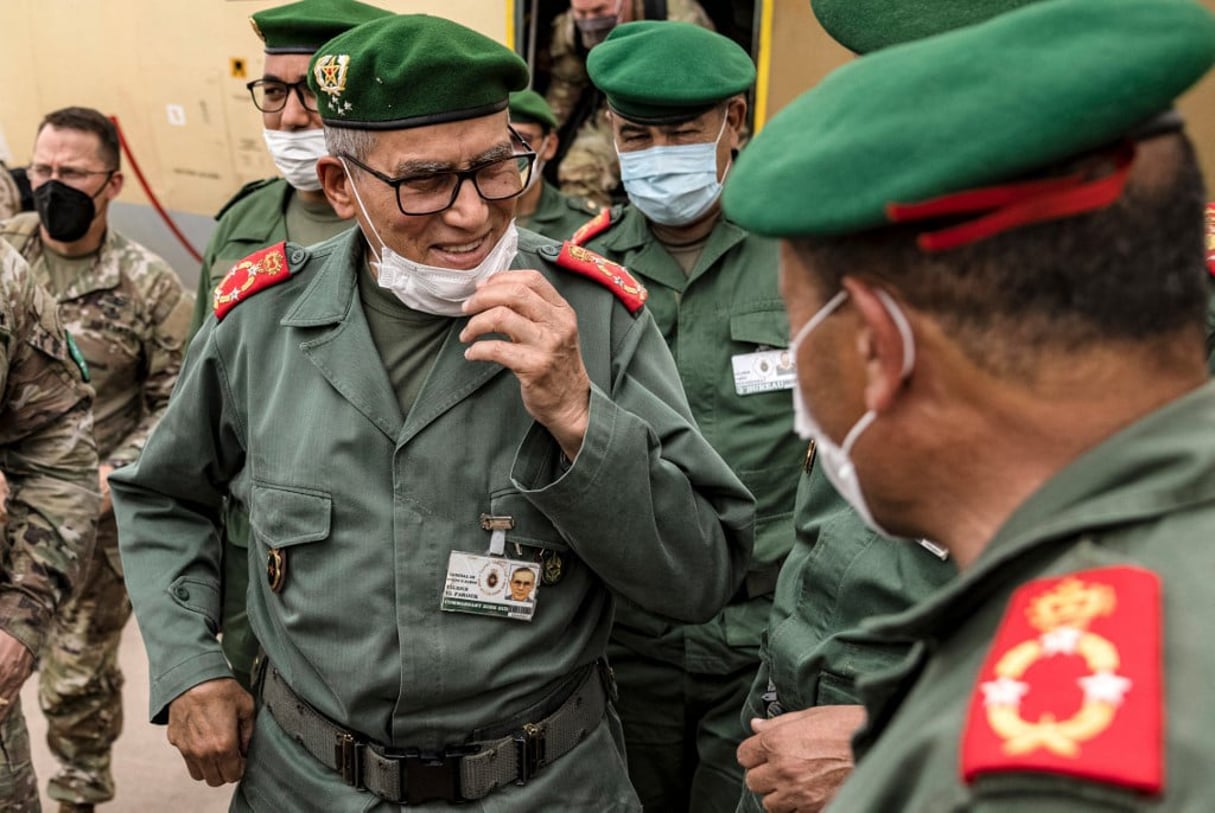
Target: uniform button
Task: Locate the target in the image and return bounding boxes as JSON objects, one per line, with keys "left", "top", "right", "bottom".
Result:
{"left": 290, "top": 249, "right": 308, "bottom": 264}
{"left": 174, "top": 585, "right": 190, "bottom": 600}
{"left": 538, "top": 244, "right": 559, "bottom": 258}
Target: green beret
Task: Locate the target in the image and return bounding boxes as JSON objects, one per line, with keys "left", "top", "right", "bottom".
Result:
{"left": 723, "top": 0, "right": 1215, "bottom": 239}
{"left": 509, "top": 90, "right": 558, "bottom": 130}
{"left": 587, "top": 21, "right": 756, "bottom": 124}
{"left": 251, "top": 0, "right": 390, "bottom": 54}
{"left": 308, "top": 14, "right": 529, "bottom": 129}
{"left": 812, "top": 0, "right": 1044, "bottom": 54}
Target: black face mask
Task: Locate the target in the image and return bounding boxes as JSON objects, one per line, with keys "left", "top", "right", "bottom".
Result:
{"left": 575, "top": 13, "right": 619, "bottom": 49}
{"left": 33, "top": 179, "right": 103, "bottom": 243}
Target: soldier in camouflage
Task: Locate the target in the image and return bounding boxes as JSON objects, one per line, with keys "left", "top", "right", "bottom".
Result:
{"left": 0, "top": 106, "right": 191, "bottom": 813}
{"left": 546, "top": 0, "right": 715, "bottom": 209}
{"left": 0, "top": 238, "right": 100, "bottom": 813}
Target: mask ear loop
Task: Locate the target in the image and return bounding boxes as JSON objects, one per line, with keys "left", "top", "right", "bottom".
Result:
{"left": 339, "top": 156, "right": 391, "bottom": 272}
{"left": 837, "top": 289, "right": 916, "bottom": 457}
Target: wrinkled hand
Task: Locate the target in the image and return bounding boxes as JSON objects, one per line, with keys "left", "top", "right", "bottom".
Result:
{"left": 167, "top": 678, "right": 255, "bottom": 786}
{"left": 737, "top": 705, "right": 866, "bottom": 813}
{"left": 0, "top": 630, "right": 34, "bottom": 723}
{"left": 98, "top": 464, "right": 114, "bottom": 516}
{"left": 461, "top": 270, "right": 591, "bottom": 460}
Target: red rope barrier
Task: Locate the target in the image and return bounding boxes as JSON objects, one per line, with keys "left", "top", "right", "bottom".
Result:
{"left": 108, "top": 115, "right": 203, "bottom": 264}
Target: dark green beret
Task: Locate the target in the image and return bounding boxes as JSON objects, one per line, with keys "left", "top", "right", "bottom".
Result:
{"left": 587, "top": 21, "right": 756, "bottom": 124}
{"left": 251, "top": 0, "right": 390, "bottom": 54}
{"left": 812, "top": 0, "right": 1045, "bottom": 54}
{"left": 509, "top": 90, "right": 558, "bottom": 130}
{"left": 308, "top": 14, "right": 529, "bottom": 129}
{"left": 723, "top": 0, "right": 1215, "bottom": 239}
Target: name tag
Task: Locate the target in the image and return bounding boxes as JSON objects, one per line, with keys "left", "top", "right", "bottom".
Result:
{"left": 732, "top": 349, "right": 797, "bottom": 395}
{"left": 442, "top": 551, "right": 539, "bottom": 622}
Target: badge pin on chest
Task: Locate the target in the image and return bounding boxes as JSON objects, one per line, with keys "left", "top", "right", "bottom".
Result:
{"left": 267, "top": 547, "right": 286, "bottom": 593}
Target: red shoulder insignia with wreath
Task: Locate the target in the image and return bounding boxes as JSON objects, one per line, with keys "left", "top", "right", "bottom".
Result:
{"left": 556, "top": 241, "right": 647, "bottom": 315}
{"left": 1205, "top": 202, "right": 1214, "bottom": 278}
{"left": 570, "top": 208, "right": 613, "bottom": 246}
{"left": 213, "top": 242, "right": 291, "bottom": 320}
{"left": 961, "top": 566, "right": 1162, "bottom": 794}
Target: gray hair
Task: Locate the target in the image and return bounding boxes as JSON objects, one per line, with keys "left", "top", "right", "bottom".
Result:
{"left": 323, "top": 126, "right": 376, "bottom": 164}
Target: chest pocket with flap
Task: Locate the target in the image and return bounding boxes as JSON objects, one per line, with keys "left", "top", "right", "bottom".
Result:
{"left": 250, "top": 483, "right": 332, "bottom": 549}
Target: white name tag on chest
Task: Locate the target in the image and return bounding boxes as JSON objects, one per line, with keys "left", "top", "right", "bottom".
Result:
{"left": 732, "top": 350, "right": 797, "bottom": 395}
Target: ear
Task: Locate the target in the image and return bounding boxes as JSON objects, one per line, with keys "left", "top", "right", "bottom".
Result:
{"left": 317, "top": 156, "right": 355, "bottom": 219}
{"left": 540, "top": 131, "right": 559, "bottom": 162}
{"left": 107, "top": 170, "right": 125, "bottom": 199}
{"left": 843, "top": 276, "right": 913, "bottom": 414}
{"left": 725, "top": 96, "right": 747, "bottom": 149}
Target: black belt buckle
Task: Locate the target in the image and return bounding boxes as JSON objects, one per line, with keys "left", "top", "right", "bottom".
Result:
{"left": 512, "top": 722, "right": 547, "bottom": 785}
{"left": 401, "top": 749, "right": 465, "bottom": 806}
{"left": 335, "top": 732, "right": 366, "bottom": 790}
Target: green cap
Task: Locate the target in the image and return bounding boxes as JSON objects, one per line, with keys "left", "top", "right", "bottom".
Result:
{"left": 723, "top": 0, "right": 1215, "bottom": 240}
{"left": 587, "top": 21, "right": 756, "bottom": 124}
{"left": 308, "top": 14, "right": 529, "bottom": 129}
{"left": 250, "top": 0, "right": 390, "bottom": 54}
{"left": 811, "top": 0, "right": 1045, "bottom": 54}
{"left": 509, "top": 90, "right": 558, "bottom": 130}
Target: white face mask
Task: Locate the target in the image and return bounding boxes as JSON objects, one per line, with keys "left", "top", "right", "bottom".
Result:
{"left": 616, "top": 114, "right": 729, "bottom": 227}
{"left": 262, "top": 128, "right": 327, "bottom": 192}
{"left": 341, "top": 157, "right": 518, "bottom": 317}
{"left": 789, "top": 288, "right": 916, "bottom": 537}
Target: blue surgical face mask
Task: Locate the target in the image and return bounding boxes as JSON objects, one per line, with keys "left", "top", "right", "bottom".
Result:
{"left": 616, "top": 114, "right": 729, "bottom": 227}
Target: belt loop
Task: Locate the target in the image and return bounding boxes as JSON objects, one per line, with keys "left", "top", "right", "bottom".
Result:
{"left": 512, "top": 722, "right": 547, "bottom": 784}
{"left": 336, "top": 731, "right": 365, "bottom": 790}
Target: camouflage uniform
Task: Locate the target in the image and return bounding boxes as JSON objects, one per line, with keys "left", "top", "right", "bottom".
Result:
{"left": 0, "top": 162, "right": 21, "bottom": 221}
{"left": 547, "top": 0, "right": 715, "bottom": 208}
{"left": 0, "top": 212, "right": 191, "bottom": 807}
{"left": 0, "top": 239, "right": 99, "bottom": 813}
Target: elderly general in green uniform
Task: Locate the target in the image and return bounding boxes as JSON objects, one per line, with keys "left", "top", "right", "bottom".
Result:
{"left": 570, "top": 22, "right": 798, "bottom": 812}
{"left": 507, "top": 90, "right": 598, "bottom": 241}
{"left": 0, "top": 240, "right": 99, "bottom": 812}
{"left": 725, "top": 0, "right": 1215, "bottom": 809}
{"left": 186, "top": 0, "right": 390, "bottom": 692}
{"left": 112, "top": 13, "right": 753, "bottom": 812}
{"left": 0, "top": 106, "right": 191, "bottom": 813}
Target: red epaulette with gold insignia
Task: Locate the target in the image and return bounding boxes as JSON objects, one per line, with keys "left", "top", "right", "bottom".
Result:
{"left": 570, "top": 208, "right": 613, "bottom": 247}
{"left": 1205, "top": 202, "right": 1214, "bottom": 278}
{"left": 556, "top": 241, "right": 647, "bottom": 315}
{"left": 961, "top": 566, "right": 1162, "bottom": 794}
{"left": 213, "top": 242, "right": 291, "bottom": 321}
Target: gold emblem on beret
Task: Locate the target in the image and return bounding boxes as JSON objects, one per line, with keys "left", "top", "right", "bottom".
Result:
{"left": 314, "top": 54, "right": 351, "bottom": 103}
{"left": 267, "top": 548, "right": 287, "bottom": 593}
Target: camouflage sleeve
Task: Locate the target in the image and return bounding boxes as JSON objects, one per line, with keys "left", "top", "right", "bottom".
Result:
{"left": 666, "top": 0, "right": 717, "bottom": 28}
{"left": 544, "top": 12, "right": 589, "bottom": 128}
{"left": 0, "top": 244, "right": 100, "bottom": 655}
{"left": 0, "top": 162, "right": 21, "bottom": 221}
{"left": 106, "top": 263, "right": 193, "bottom": 468}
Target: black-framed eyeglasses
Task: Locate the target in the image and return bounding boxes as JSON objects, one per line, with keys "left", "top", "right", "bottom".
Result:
{"left": 26, "top": 164, "right": 115, "bottom": 187}
{"left": 246, "top": 78, "right": 319, "bottom": 113}
{"left": 341, "top": 137, "right": 537, "bottom": 216}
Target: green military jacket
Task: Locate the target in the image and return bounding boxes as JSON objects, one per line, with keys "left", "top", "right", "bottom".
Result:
{"left": 829, "top": 383, "right": 1215, "bottom": 812}
{"left": 584, "top": 205, "right": 800, "bottom": 668}
{"left": 112, "top": 228, "right": 753, "bottom": 810}
{"left": 518, "top": 181, "right": 598, "bottom": 242}
{"left": 189, "top": 178, "right": 294, "bottom": 335}
{"left": 0, "top": 240, "right": 99, "bottom": 656}
{"left": 1, "top": 213, "right": 192, "bottom": 467}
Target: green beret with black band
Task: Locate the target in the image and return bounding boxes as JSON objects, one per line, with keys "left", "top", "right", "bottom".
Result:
{"left": 723, "top": 0, "right": 1215, "bottom": 245}
{"left": 251, "top": 0, "right": 390, "bottom": 54}
{"left": 509, "top": 90, "right": 558, "bottom": 131}
{"left": 811, "top": 0, "right": 1045, "bottom": 54}
{"left": 309, "top": 14, "right": 529, "bottom": 129}
{"left": 587, "top": 21, "right": 756, "bottom": 124}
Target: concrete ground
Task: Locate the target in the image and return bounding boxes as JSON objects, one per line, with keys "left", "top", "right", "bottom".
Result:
{"left": 19, "top": 622, "right": 231, "bottom": 812}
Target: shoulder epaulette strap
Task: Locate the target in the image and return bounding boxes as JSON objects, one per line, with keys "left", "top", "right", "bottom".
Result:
{"left": 570, "top": 207, "right": 614, "bottom": 246}
{"left": 214, "top": 177, "right": 281, "bottom": 221}
{"left": 213, "top": 241, "right": 291, "bottom": 320}
{"left": 1205, "top": 202, "right": 1214, "bottom": 278}
{"left": 961, "top": 565, "right": 1162, "bottom": 794}
{"left": 556, "top": 241, "right": 647, "bottom": 315}
{"left": 568, "top": 196, "right": 601, "bottom": 217}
